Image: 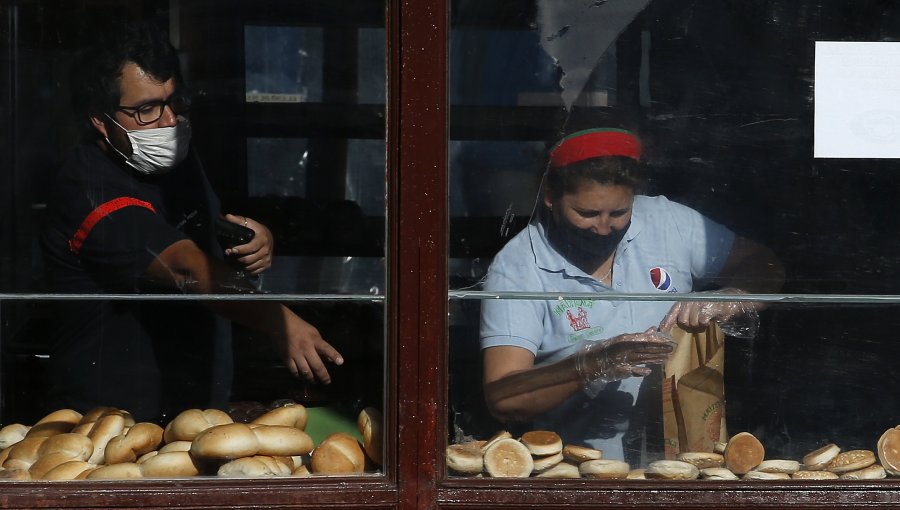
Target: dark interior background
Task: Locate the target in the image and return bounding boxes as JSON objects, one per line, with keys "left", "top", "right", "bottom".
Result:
{"left": 1, "top": 0, "right": 900, "bottom": 460}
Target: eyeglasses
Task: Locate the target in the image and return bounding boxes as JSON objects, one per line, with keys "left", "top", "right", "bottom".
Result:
{"left": 115, "top": 93, "right": 191, "bottom": 125}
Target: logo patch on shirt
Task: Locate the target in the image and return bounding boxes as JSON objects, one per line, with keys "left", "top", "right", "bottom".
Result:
{"left": 650, "top": 266, "right": 677, "bottom": 292}
{"left": 565, "top": 306, "right": 591, "bottom": 332}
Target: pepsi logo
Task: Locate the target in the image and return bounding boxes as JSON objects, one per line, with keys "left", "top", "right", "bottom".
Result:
{"left": 650, "top": 267, "right": 672, "bottom": 291}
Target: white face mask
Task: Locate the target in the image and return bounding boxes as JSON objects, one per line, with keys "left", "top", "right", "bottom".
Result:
{"left": 105, "top": 114, "right": 192, "bottom": 175}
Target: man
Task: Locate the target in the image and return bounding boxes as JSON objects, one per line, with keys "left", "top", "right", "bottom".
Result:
{"left": 40, "top": 21, "right": 342, "bottom": 423}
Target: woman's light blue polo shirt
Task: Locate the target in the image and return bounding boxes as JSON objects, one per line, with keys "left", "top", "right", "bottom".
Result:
{"left": 479, "top": 195, "right": 735, "bottom": 460}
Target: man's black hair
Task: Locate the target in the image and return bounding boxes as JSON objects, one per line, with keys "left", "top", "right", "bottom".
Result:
{"left": 69, "top": 20, "right": 181, "bottom": 126}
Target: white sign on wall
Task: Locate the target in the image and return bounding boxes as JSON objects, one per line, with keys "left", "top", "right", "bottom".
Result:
{"left": 815, "top": 41, "right": 900, "bottom": 158}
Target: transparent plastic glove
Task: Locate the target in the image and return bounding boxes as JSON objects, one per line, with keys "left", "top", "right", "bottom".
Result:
{"left": 658, "top": 288, "right": 760, "bottom": 339}
{"left": 573, "top": 329, "right": 676, "bottom": 387}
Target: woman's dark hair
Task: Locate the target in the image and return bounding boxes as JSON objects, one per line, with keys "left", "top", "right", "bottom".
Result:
{"left": 70, "top": 21, "right": 181, "bottom": 122}
{"left": 544, "top": 156, "right": 642, "bottom": 200}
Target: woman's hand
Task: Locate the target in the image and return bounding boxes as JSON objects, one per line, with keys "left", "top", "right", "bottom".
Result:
{"left": 222, "top": 213, "right": 274, "bottom": 274}
{"left": 573, "top": 329, "right": 675, "bottom": 386}
{"left": 659, "top": 288, "right": 759, "bottom": 338}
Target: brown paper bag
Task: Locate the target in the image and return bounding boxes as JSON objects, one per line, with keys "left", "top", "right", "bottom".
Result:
{"left": 662, "top": 323, "right": 727, "bottom": 458}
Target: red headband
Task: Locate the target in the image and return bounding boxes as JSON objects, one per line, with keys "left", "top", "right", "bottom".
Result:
{"left": 548, "top": 128, "right": 641, "bottom": 167}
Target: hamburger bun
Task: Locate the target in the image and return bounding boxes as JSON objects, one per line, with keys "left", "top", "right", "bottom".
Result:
{"left": 562, "top": 444, "right": 603, "bottom": 463}
{"left": 756, "top": 459, "right": 800, "bottom": 474}
{"left": 724, "top": 432, "right": 765, "bottom": 475}
{"left": 535, "top": 462, "right": 580, "bottom": 478}
{"left": 676, "top": 452, "right": 725, "bottom": 469}
{"left": 483, "top": 438, "right": 533, "bottom": 478}
{"left": 579, "top": 459, "right": 630, "bottom": 480}
{"left": 826, "top": 450, "right": 876, "bottom": 473}
{"left": 446, "top": 443, "right": 484, "bottom": 475}
{"left": 877, "top": 427, "right": 900, "bottom": 476}
{"left": 645, "top": 460, "right": 699, "bottom": 480}
{"left": 520, "top": 430, "right": 563, "bottom": 456}
{"left": 839, "top": 464, "right": 887, "bottom": 480}
{"left": 802, "top": 443, "right": 840, "bottom": 470}
{"left": 791, "top": 470, "right": 839, "bottom": 480}
{"left": 699, "top": 467, "right": 739, "bottom": 480}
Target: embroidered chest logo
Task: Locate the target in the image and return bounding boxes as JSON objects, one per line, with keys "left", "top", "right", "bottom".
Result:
{"left": 566, "top": 307, "right": 591, "bottom": 331}
{"left": 650, "top": 266, "right": 678, "bottom": 293}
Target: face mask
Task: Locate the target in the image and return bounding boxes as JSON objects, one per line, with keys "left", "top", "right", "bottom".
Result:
{"left": 105, "top": 114, "right": 192, "bottom": 175}
{"left": 547, "top": 211, "right": 630, "bottom": 267}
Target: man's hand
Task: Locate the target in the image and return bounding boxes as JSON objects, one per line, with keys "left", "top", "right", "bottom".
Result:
{"left": 223, "top": 213, "right": 274, "bottom": 274}
{"left": 574, "top": 329, "right": 675, "bottom": 386}
{"left": 277, "top": 314, "right": 345, "bottom": 384}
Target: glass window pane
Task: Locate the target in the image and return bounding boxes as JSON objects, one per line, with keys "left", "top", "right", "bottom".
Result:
{"left": 2, "top": 0, "right": 387, "bottom": 482}
{"left": 448, "top": 0, "right": 900, "bottom": 484}
{"left": 245, "top": 25, "right": 324, "bottom": 103}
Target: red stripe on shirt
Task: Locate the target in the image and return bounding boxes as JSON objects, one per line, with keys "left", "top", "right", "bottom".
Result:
{"left": 68, "top": 197, "right": 156, "bottom": 254}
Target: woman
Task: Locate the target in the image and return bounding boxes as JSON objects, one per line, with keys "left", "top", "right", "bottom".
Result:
{"left": 479, "top": 128, "right": 784, "bottom": 463}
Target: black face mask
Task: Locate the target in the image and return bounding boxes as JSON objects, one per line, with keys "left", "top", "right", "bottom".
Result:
{"left": 546, "top": 211, "right": 630, "bottom": 270}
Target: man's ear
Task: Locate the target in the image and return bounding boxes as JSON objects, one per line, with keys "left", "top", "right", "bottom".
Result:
{"left": 543, "top": 191, "right": 553, "bottom": 211}
{"left": 89, "top": 112, "right": 109, "bottom": 139}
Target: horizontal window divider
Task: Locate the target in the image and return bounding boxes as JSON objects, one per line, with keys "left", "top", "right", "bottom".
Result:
{"left": 0, "top": 293, "right": 384, "bottom": 302}
{"left": 448, "top": 290, "right": 900, "bottom": 304}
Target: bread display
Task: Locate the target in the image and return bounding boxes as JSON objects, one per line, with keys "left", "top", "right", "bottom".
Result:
{"left": 0, "top": 402, "right": 383, "bottom": 480}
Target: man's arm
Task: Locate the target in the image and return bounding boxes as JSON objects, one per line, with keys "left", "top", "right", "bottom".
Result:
{"left": 146, "top": 238, "right": 343, "bottom": 383}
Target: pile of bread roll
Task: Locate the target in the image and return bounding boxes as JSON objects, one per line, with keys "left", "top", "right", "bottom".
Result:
{"left": 447, "top": 426, "right": 900, "bottom": 480}
{"left": 0, "top": 404, "right": 383, "bottom": 480}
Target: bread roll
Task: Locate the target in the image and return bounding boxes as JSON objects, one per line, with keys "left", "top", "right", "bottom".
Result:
{"left": 105, "top": 422, "right": 164, "bottom": 464}
{"left": 723, "top": 432, "right": 764, "bottom": 475}
{"left": 0, "top": 424, "right": 29, "bottom": 450}
{"left": 218, "top": 456, "right": 281, "bottom": 478}
{"left": 802, "top": 443, "right": 840, "bottom": 470}
{"left": 446, "top": 443, "right": 484, "bottom": 475}
{"left": 310, "top": 432, "right": 365, "bottom": 474}
{"left": 483, "top": 438, "right": 533, "bottom": 478}
{"left": 140, "top": 451, "right": 200, "bottom": 478}
{"left": 520, "top": 430, "right": 562, "bottom": 456}
{"left": 26, "top": 409, "right": 82, "bottom": 438}
{"left": 878, "top": 427, "right": 900, "bottom": 476}
{"left": 40, "top": 460, "right": 95, "bottom": 481}
{"left": 190, "top": 423, "right": 259, "bottom": 460}
{"left": 158, "top": 440, "right": 192, "bottom": 454}
{"left": 0, "top": 468, "right": 31, "bottom": 480}
{"left": 357, "top": 407, "right": 383, "bottom": 466}
{"left": 251, "top": 403, "right": 308, "bottom": 430}
{"left": 645, "top": 460, "right": 700, "bottom": 480}
{"left": 252, "top": 425, "right": 314, "bottom": 457}
{"left": 87, "top": 462, "right": 143, "bottom": 479}
{"left": 579, "top": 459, "right": 630, "bottom": 480}
{"left": 562, "top": 444, "right": 602, "bottom": 463}
{"left": 292, "top": 464, "right": 312, "bottom": 477}
{"left": 163, "top": 409, "right": 233, "bottom": 443}
{"left": 826, "top": 450, "right": 876, "bottom": 473}
{"left": 2, "top": 437, "right": 47, "bottom": 470}
{"left": 535, "top": 462, "right": 580, "bottom": 478}
{"left": 86, "top": 413, "right": 126, "bottom": 464}
{"left": 37, "top": 433, "right": 93, "bottom": 460}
